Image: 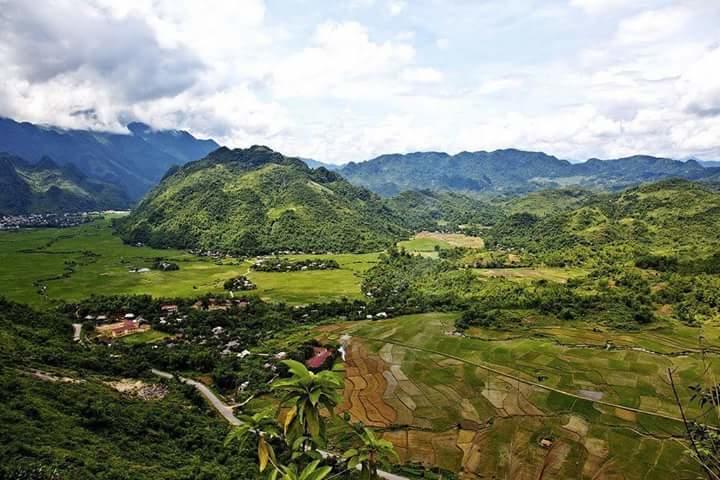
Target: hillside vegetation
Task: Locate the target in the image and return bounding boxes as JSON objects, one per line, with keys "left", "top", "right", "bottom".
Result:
{"left": 0, "top": 153, "right": 130, "bottom": 214}
{"left": 485, "top": 179, "right": 720, "bottom": 268}
{"left": 340, "top": 149, "right": 720, "bottom": 196}
{"left": 116, "top": 146, "right": 408, "bottom": 255}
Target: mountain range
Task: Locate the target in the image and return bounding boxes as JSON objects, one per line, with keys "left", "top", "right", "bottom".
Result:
{"left": 339, "top": 150, "right": 720, "bottom": 196}
{"left": 116, "top": 146, "right": 408, "bottom": 254}
{"left": 0, "top": 153, "right": 130, "bottom": 215}
{"left": 2, "top": 117, "right": 720, "bottom": 214}
{"left": 0, "top": 117, "right": 218, "bottom": 200}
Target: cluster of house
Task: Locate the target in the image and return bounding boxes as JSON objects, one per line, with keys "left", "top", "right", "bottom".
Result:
{"left": 158, "top": 304, "right": 187, "bottom": 327}
{"left": 0, "top": 212, "right": 97, "bottom": 230}
{"left": 251, "top": 257, "right": 340, "bottom": 272}
{"left": 92, "top": 313, "right": 150, "bottom": 339}
{"left": 192, "top": 298, "right": 250, "bottom": 311}
{"left": 189, "top": 249, "right": 229, "bottom": 259}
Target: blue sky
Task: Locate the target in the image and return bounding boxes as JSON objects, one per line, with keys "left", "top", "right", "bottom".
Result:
{"left": 1, "top": 0, "right": 719, "bottom": 163}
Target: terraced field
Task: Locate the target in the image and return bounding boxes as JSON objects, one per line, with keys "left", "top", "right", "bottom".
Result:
{"left": 321, "top": 313, "right": 719, "bottom": 478}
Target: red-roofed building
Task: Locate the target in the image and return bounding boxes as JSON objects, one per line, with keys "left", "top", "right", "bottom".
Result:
{"left": 306, "top": 347, "right": 333, "bottom": 369}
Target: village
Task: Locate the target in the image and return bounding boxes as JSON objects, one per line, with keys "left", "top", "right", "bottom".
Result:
{"left": 0, "top": 212, "right": 100, "bottom": 229}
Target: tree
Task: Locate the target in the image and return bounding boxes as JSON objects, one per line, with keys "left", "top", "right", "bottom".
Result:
{"left": 271, "top": 360, "right": 342, "bottom": 446}
{"left": 343, "top": 427, "right": 399, "bottom": 480}
{"left": 272, "top": 460, "right": 333, "bottom": 480}
{"left": 225, "top": 408, "right": 281, "bottom": 474}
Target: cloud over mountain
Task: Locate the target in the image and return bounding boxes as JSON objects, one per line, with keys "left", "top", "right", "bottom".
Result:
{"left": 0, "top": 0, "right": 718, "bottom": 163}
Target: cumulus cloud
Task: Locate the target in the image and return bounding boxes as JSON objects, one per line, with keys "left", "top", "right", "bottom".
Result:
{"left": 615, "top": 6, "right": 693, "bottom": 45}
{"left": 0, "top": 0, "right": 718, "bottom": 163}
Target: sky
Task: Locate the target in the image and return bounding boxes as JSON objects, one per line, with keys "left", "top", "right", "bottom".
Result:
{"left": 0, "top": 0, "right": 719, "bottom": 164}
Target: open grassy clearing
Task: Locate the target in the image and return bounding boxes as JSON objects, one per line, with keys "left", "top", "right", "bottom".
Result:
{"left": 0, "top": 219, "right": 248, "bottom": 307}
{"left": 472, "top": 266, "right": 589, "bottom": 283}
{"left": 0, "top": 221, "right": 378, "bottom": 307}
{"left": 317, "top": 313, "right": 715, "bottom": 478}
{"left": 399, "top": 231, "right": 485, "bottom": 252}
{"left": 118, "top": 329, "right": 171, "bottom": 345}
{"left": 244, "top": 252, "right": 378, "bottom": 304}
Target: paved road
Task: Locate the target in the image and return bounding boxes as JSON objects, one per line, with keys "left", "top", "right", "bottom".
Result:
{"left": 152, "top": 369, "right": 241, "bottom": 425}
{"left": 151, "top": 368, "right": 407, "bottom": 480}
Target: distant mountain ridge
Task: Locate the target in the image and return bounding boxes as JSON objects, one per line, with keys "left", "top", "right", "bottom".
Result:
{"left": 339, "top": 149, "right": 720, "bottom": 196}
{"left": 116, "top": 146, "right": 408, "bottom": 254}
{"left": 0, "top": 117, "right": 219, "bottom": 200}
{"left": 0, "top": 153, "right": 130, "bottom": 214}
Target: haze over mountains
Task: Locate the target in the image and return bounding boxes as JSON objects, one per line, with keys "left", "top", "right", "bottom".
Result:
{"left": 0, "top": 117, "right": 218, "bottom": 200}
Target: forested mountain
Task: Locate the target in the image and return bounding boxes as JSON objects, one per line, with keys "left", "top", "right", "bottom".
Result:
{"left": 116, "top": 146, "right": 408, "bottom": 254}
{"left": 485, "top": 179, "right": 720, "bottom": 265}
{"left": 340, "top": 149, "right": 720, "bottom": 196}
{"left": 385, "top": 189, "right": 504, "bottom": 231}
{"left": 0, "top": 153, "right": 130, "bottom": 214}
{"left": 0, "top": 118, "right": 218, "bottom": 199}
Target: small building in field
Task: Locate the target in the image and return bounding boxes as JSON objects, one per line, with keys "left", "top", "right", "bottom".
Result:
{"left": 306, "top": 347, "right": 333, "bottom": 370}
{"left": 95, "top": 319, "right": 150, "bottom": 339}
{"left": 161, "top": 304, "right": 178, "bottom": 314}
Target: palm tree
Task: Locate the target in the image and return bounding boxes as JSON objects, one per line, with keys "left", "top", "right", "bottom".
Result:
{"left": 343, "top": 427, "right": 399, "bottom": 480}
{"left": 225, "top": 408, "right": 281, "bottom": 473}
{"left": 271, "top": 359, "right": 342, "bottom": 445}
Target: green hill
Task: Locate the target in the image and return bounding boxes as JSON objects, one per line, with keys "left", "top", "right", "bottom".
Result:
{"left": 0, "top": 153, "right": 130, "bottom": 215}
{"left": 385, "top": 189, "right": 504, "bottom": 231}
{"left": 339, "top": 149, "right": 720, "bottom": 196}
{"left": 485, "top": 179, "right": 720, "bottom": 263}
{"left": 499, "top": 188, "right": 593, "bottom": 217}
{"left": 116, "top": 146, "right": 408, "bottom": 254}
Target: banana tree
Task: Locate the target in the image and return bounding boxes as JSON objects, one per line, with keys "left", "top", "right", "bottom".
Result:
{"left": 225, "top": 408, "right": 281, "bottom": 473}
{"left": 271, "top": 359, "right": 342, "bottom": 446}
{"left": 270, "top": 460, "right": 333, "bottom": 480}
{"left": 343, "top": 427, "right": 399, "bottom": 480}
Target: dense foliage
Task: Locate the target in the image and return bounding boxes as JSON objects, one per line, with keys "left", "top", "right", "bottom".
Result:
{"left": 0, "top": 298, "right": 257, "bottom": 479}
{"left": 384, "top": 189, "right": 504, "bottom": 231}
{"left": 116, "top": 146, "right": 409, "bottom": 255}
{"left": 0, "top": 153, "right": 129, "bottom": 214}
{"left": 485, "top": 179, "right": 720, "bottom": 268}
{"left": 251, "top": 257, "right": 340, "bottom": 272}
{"left": 340, "top": 149, "right": 720, "bottom": 196}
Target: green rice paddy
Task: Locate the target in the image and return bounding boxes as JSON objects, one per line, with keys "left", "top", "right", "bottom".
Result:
{"left": 0, "top": 220, "right": 377, "bottom": 307}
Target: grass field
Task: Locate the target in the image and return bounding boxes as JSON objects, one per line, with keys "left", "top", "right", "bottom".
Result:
{"left": 399, "top": 231, "right": 485, "bottom": 253}
{"left": 245, "top": 253, "right": 378, "bottom": 304}
{"left": 316, "top": 312, "right": 719, "bottom": 478}
{"left": 473, "top": 266, "right": 588, "bottom": 283}
{"left": 118, "top": 329, "right": 170, "bottom": 345}
{"left": 0, "top": 220, "right": 378, "bottom": 307}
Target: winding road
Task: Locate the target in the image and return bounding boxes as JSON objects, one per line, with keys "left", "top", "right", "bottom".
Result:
{"left": 151, "top": 368, "right": 407, "bottom": 480}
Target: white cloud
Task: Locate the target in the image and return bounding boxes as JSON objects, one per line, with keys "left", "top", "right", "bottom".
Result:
{"left": 400, "top": 67, "right": 444, "bottom": 84}
{"left": 0, "top": 0, "right": 718, "bottom": 164}
{"left": 272, "top": 21, "right": 415, "bottom": 98}
{"left": 569, "top": 0, "right": 646, "bottom": 14}
{"left": 679, "top": 46, "right": 720, "bottom": 117}
{"left": 387, "top": 0, "right": 407, "bottom": 16}
{"left": 615, "top": 6, "right": 693, "bottom": 45}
